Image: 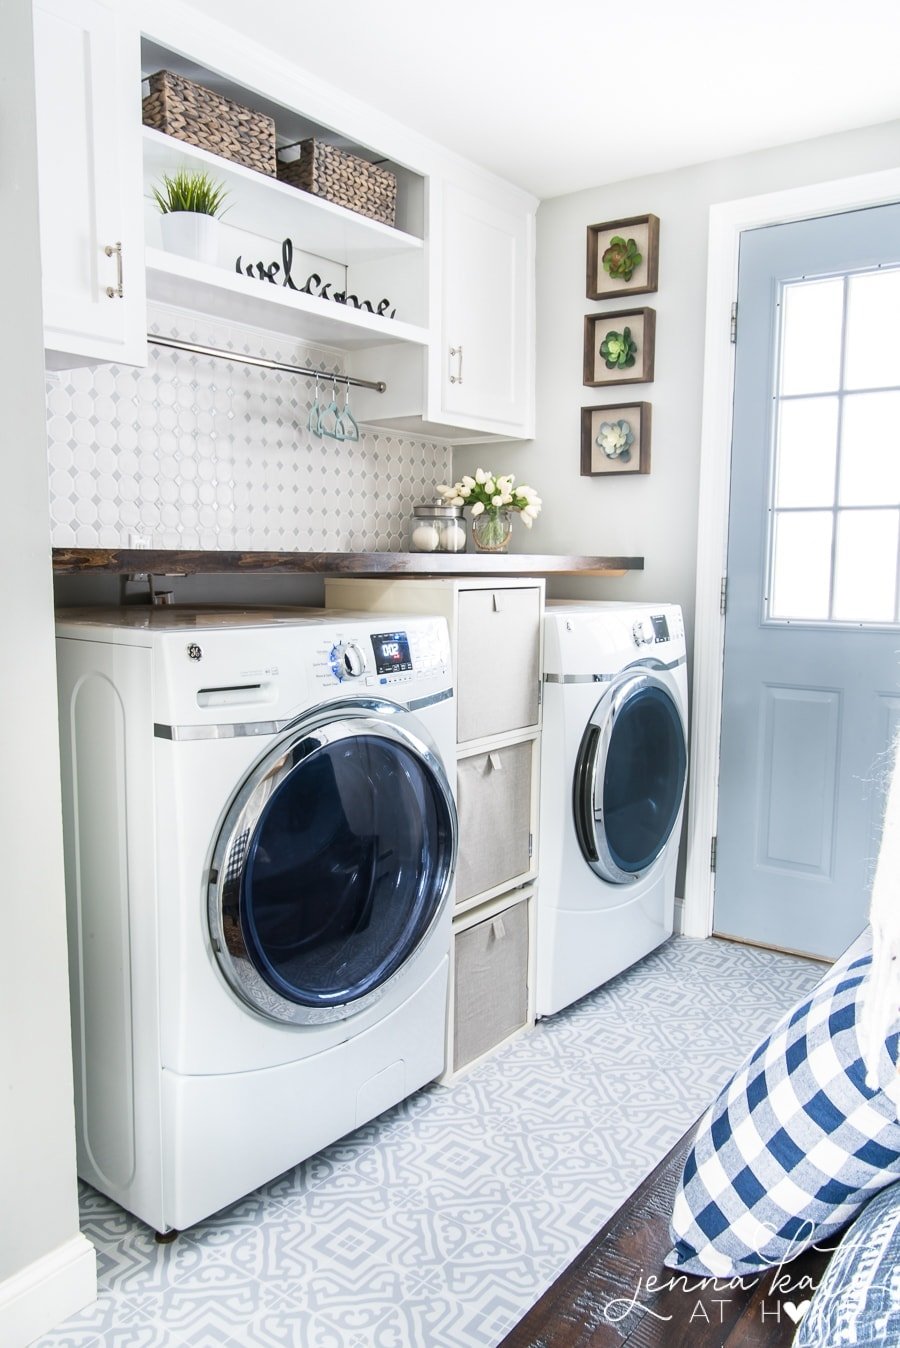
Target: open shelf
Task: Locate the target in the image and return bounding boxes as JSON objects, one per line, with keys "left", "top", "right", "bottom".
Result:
{"left": 143, "top": 128, "right": 423, "bottom": 265}
{"left": 52, "top": 550, "right": 644, "bottom": 578}
{"left": 145, "top": 248, "right": 431, "bottom": 350}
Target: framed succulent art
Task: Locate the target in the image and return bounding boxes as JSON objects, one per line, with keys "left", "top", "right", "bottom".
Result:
{"left": 580, "top": 402, "right": 651, "bottom": 477}
{"left": 584, "top": 307, "right": 656, "bottom": 387}
{"left": 586, "top": 214, "right": 659, "bottom": 300}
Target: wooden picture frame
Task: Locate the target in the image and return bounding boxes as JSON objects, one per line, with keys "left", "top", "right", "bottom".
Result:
{"left": 586, "top": 214, "right": 659, "bottom": 300}
{"left": 581, "top": 403, "right": 651, "bottom": 477}
{"left": 584, "top": 308, "right": 656, "bottom": 386}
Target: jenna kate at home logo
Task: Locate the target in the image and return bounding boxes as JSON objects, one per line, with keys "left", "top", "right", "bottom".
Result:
{"left": 602, "top": 1229, "right": 839, "bottom": 1331}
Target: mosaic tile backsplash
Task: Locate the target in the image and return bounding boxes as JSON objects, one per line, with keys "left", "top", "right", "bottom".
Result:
{"left": 46, "top": 305, "right": 452, "bottom": 551}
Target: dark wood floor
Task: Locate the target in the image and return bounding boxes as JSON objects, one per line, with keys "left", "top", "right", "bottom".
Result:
{"left": 499, "top": 1126, "right": 836, "bottom": 1348}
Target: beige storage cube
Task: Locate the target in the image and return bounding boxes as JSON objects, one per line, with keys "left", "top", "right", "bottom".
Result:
{"left": 456, "top": 587, "right": 541, "bottom": 743}
{"left": 455, "top": 739, "right": 534, "bottom": 905}
{"left": 453, "top": 896, "right": 529, "bottom": 1073}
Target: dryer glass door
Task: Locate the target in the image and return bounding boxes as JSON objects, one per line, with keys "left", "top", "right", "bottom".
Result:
{"left": 209, "top": 702, "right": 457, "bottom": 1024}
{"left": 574, "top": 672, "right": 687, "bottom": 883}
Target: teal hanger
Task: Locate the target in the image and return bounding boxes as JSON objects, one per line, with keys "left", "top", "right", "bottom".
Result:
{"left": 337, "top": 377, "right": 360, "bottom": 443}
{"left": 318, "top": 373, "right": 342, "bottom": 439}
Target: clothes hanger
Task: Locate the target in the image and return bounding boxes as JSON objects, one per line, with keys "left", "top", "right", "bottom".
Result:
{"left": 318, "top": 373, "right": 342, "bottom": 440}
{"left": 336, "top": 376, "right": 360, "bottom": 443}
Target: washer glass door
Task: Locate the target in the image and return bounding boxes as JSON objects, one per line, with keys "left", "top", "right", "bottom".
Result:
{"left": 574, "top": 671, "right": 687, "bottom": 883}
{"left": 209, "top": 701, "right": 457, "bottom": 1023}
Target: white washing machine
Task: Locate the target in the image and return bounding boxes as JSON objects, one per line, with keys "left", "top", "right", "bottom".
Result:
{"left": 55, "top": 606, "right": 457, "bottom": 1235}
{"left": 537, "top": 601, "right": 688, "bottom": 1017}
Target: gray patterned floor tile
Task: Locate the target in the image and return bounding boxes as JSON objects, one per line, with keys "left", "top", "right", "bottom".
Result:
{"left": 122, "top": 1284, "right": 268, "bottom": 1346}
{"left": 36, "top": 936, "right": 826, "bottom": 1347}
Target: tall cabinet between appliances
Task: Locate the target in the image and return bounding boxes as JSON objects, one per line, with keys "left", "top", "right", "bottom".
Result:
{"left": 326, "top": 576, "right": 544, "bottom": 1079}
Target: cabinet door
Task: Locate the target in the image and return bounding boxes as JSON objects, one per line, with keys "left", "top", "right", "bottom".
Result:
{"left": 33, "top": 0, "right": 146, "bottom": 367}
{"left": 433, "top": 181, "right": 534, "bottom": 438}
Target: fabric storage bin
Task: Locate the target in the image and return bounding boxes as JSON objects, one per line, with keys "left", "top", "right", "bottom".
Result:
{"left": 456, "top": 587, "right": 541, "bottom": 743}
{"left": 277, "top": 139, "right": 397, "bottom": 226}
{"left": 453, "top": 895, "right": 530, "bottom": 1073}
{"left": 142, "top": 70, "right": 277, "bottom": 177}
{"left": 455, "top": 740, "right": 534, "bottom": 905}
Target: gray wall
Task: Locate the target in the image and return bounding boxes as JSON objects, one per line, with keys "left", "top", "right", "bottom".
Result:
{"left": 454, "top": 117, "right": 900, "bottom": 658}
{"left": 0, "top": 0, "right": 90, "bottom": 1329}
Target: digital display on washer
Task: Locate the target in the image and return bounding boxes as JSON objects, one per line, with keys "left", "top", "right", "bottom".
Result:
{"left": 651, "top": 615, "right": 670, "bottom": 642}
{"left": 371, "top": 631, "right": 412, "bottom": 673}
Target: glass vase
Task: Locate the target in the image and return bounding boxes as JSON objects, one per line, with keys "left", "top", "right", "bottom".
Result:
{"left": 471, "top": 507, "right": 513, "bottom": 553}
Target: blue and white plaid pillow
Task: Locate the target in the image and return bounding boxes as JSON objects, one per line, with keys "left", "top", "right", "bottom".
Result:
{"left": 666, "top": 953, "right": 900, "bottom": 1277}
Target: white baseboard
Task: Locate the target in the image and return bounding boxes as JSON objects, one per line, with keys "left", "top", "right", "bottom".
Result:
{"left": 0, "top": 1234, "right": 96, "bottom": 1348}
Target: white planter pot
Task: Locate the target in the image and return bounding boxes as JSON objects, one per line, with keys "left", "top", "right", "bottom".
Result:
{"left": 159, "top": 212, "right": 219, "bottom": 265}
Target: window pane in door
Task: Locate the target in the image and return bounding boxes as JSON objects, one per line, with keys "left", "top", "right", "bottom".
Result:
{"left": 780, "top": 278, "right": 843, "bottom": 395}
{"left": 774, "top": 397, "right": 838, "bottom": 508}
{"left": 845, "top": 269, "right": 900, "bottom": 391}
{"left": 770, "top": 511, "right": 833, "bottom": 620}
{"left": 838, "top": 391, "right": 900, "bottom": 507}
{"left": 832, "top": 509, "right": 898, "bottom": 623}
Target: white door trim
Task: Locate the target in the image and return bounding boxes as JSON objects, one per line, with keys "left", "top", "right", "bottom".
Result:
{"left": 683, "top": 166, "right": 900, "bottom": 941}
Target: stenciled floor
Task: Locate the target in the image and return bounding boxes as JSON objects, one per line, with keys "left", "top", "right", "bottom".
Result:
{"left": 34, "top": 937, "right": 825, "bottom": 1348}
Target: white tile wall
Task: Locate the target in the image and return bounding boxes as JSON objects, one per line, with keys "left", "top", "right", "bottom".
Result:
{"left": 46, "top": 305, "right": 452, "bottom": 551}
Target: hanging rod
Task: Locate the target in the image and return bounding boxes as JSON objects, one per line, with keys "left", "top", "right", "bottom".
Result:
{"left": 146, "top": 333, "right": 387, "bottom": 393}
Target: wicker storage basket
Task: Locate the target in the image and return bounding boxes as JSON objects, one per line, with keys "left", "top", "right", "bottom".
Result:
{"left": 277, "top": 140, "right": 397, "bottom": 227}
{"left": 142, "top": 70, "right": 277, "bottom": 177}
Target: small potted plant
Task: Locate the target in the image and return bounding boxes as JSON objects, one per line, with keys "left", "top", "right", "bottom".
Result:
{"left": 152, "top": 168, "right": 229, "bottom": 264}
{"left": 436, "top": 469, "right": 542, "bottom": 553}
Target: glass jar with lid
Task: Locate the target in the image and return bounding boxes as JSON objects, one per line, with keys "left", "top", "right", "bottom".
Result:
{"left": 409, "top": 502, "right": 467, "bottom": 553}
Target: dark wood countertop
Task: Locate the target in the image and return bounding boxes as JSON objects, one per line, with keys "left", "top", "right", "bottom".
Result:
{"left": 52, "top": 549, "right": 644, "bottom": 578}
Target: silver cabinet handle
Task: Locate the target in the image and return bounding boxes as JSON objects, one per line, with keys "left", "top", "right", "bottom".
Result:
{"left": 449, "top": 344, "right": 463, "bottom": 384}
{"left": 104, "top": 241, "right": 123, "bottom": 299}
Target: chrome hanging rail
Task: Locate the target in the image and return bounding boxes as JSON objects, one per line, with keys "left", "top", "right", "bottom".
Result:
{"left": 146, "top": 333, "right": 387, "bottom": 393}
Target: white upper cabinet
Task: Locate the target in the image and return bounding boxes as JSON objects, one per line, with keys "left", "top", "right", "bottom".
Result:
{"left": 33, "top": 0, "right": 147, "bottom": 368}
{"left": 432, "top": 181, "right": 534, "bottom": 441}
{"left": 31, "top": 0, "right": 536, "bottom": 436}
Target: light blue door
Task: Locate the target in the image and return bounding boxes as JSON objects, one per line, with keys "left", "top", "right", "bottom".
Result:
{"left": 715, "top": 203, "right": 900, "bottom": 960}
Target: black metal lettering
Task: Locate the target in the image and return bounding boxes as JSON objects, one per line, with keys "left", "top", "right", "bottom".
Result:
{"left": 281, "top": 238, "right": 298, "bottom": 290}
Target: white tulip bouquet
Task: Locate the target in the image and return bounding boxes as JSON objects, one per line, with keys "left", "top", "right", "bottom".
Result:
{"left": 437, "top": 468, "right": 542, "bottom": 535}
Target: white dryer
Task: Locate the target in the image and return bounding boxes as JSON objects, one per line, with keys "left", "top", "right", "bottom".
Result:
{"left": 55, "top": 606, "right": 457, "bottom": 1235}
{"left": 537, "top": 601, "right": 688, "bottom": 1017}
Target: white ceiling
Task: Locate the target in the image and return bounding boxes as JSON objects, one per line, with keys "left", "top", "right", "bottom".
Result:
{"left": 186, "top": 1, "right": 900, "bottom": 199}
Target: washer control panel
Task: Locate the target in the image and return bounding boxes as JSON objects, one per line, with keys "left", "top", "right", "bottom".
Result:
{"left": 633, "top": 614, "right": 672, "bottom": 647}
{"left": 314, "top": 619, "right": 450, "bottom": 689}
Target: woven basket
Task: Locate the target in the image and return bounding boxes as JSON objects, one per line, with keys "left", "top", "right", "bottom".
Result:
{"left": 277, "top": 140, "right": 397, "bottom": 227}
{"left": 142, "top": 70, "right": 276, "bottom": 177}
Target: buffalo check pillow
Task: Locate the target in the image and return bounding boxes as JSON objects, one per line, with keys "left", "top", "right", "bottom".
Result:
{"left": 666, "top": 951, "right": 900, "bottom": 1277}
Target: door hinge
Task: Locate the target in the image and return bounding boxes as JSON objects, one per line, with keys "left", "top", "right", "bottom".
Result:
{"left": 720, "top": 575, "right": 728, "bottom": 616}
{"left": 538, "top": 680, "right": 543, "bottom": 706}
{"left": 710, "top": 835, "right": 718, "bottom": 872}
{"left": 528, "top": 832, "right": 534, "bottom": 860}
{"left": 730, "top": 301, "right": 738, "bottom": 344}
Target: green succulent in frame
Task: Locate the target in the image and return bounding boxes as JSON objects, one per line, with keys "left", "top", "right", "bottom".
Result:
{"left": 601, "top": 235, "right": 642, "bottom": 281}
{"left": 596, "top": 419, "right": 634, "bottom": 461}
{"left": 152, "top": 168, "right": 229, "bottom": 217}
{"left": 599, "top": 326, "right": 637, "bottom": 370}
